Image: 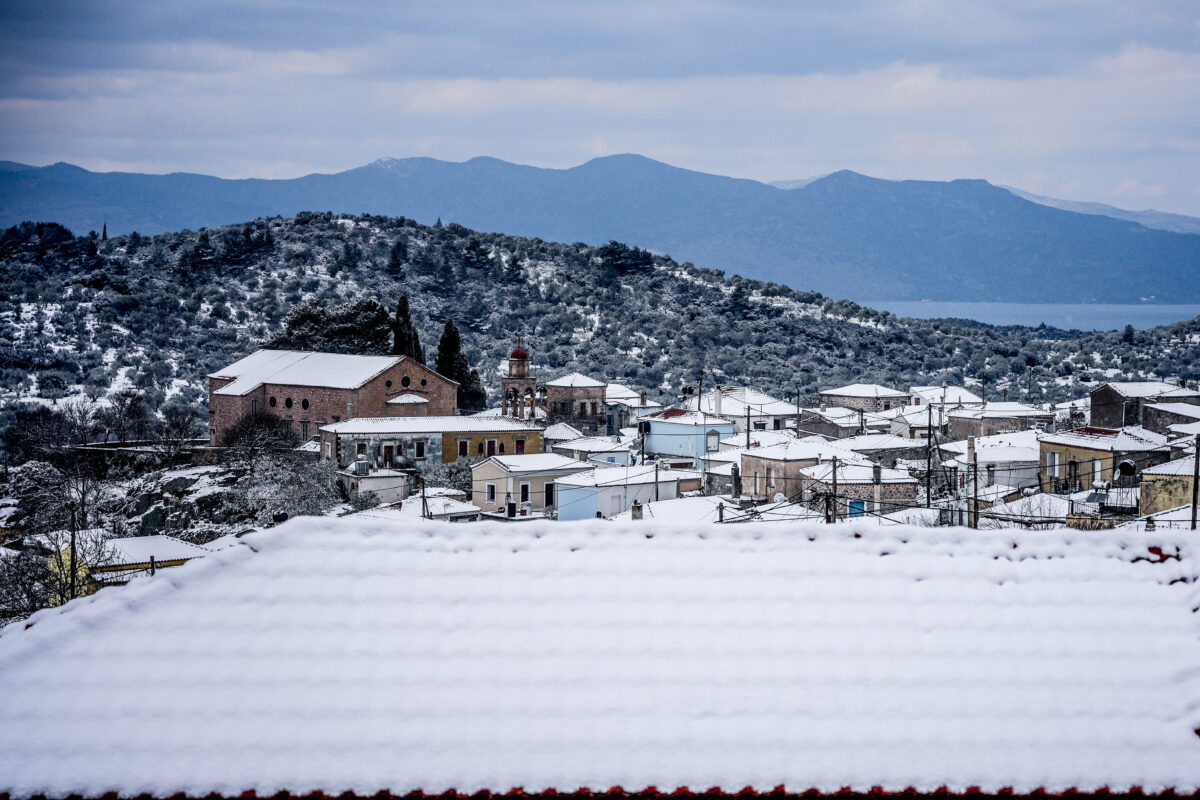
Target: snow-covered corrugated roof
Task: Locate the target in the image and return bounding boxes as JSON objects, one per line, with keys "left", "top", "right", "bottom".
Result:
{"left": 476, "top": 454, "right": 594, "bottom": 474}
{"left": 649, "top": 411, "right": 736, "bottom": 427}
{"left": 1103, "top": 380, "right": 1199, "bottom": 398}
{"left": 210, "top": 350, "right": 416, "bottom": 396}
{"left": 544, "top": 371, "right": 605, "bottom": 388}
{"left": 554, "top": 435, "right": 631, "bottom": 453}
{"left": 543, "top": 422, "right": 585, "bottom": 441}
{"left": 684, "top": 387, "right": 795, "bottom": 417}
{"left": 1144, "top": 456, "right": 1196, "bottom": 477}
{"left": 609, "top": 495, "right": 730, "bottom": 523}
{"left": 321, "top": 416, "right": 541, "bottom": 435}
{"left": 743, "top": 437, "right": 864, "bottom": 464}
{"left": 472, "top": 406, "right": 548, "bottom": 420}
{"left": 104, "top": 535, "right": 210, "bottom": 566}
{"left": 1145, "top": 402, "right": 1200, "bottom": 420}
{"left": 6, "top": 517, "right": 1197, "bottom": 795}
{"left": 819, "top": 383, "right": 910, "bottom": 399}
{"left": 948, "top": 402, "right": 1053, "bottom": 420}
{"left": 386, "top": 393, "right": 429, "bottom": 404}
{"left": 718, "top": 429, "right": 797, "bottom": 449}
{"left": 557, "top": 464, "right": 685, "bottom": 487}
{"left": 838, "top": 433, "right": 919, "bottom": 452}
{"left": 909, "top": 385, "right": 984, "bottom": 405}
{"left": 1038, "top": 425, "right": 1169, "bottom": 453}
{"left": 940, "top": 429, "right": 1040, "bottom": 455}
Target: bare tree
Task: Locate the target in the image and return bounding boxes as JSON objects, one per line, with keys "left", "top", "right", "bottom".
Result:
{"left": 220, "top": 411, "right": 299, "bottom": 469}
{"left": 98, "top": 388, "right": 153, "bottom": 445}
{"left": 58, "top": 396, "right": 98, "bottom": 446}
{"left": 153, "top": 401, "right": 202, "bottom": 462}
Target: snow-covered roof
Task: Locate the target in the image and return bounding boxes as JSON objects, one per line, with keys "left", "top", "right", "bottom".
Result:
{"left": 1102, "top": 380, "right": 1200, "bottom": 398}
{"left": 1143, "top": 456, "right": 1196, "bottom": 477}
{"left": 210, "top": 350, "right": 429, "bottom": 396}
{"left": 804, "top": 406, "right": 890, "bottom": 427}
{"left": 358, "top": 498, "right": 480, "bottom": 520}
{"left": 321, "top": 416, "right": 541, "bottom": 435}
{"left": 294, "top": 439, "right": 321, "bottom": 452}
{"left": 1146, "top": 402, "right": 1200, "bottom": 420}
{"left": 684, "top": 386, "right": 795, "bottom": 417}
{"left": 1038, "top": 426, "right": 1169, "bottom": 453}
{"left": 909, "top": 385, "right": 984, "bottom": 405}
{"left": 554, "top": 435, "right": 632, "bottom": 453}
{"left": 948, "top": 402, "right": 1054, "bottom": 420}
{"left": 604, "top": 383, "right": 659, "bottom": 407}
{"left": 542, "top": 422, "right": 585, "bottom": 441}
{"left": 819, "top": 383, "right": 910, "bottom": 399}
{"left": 946, "top": 446, "right": 1041, "bottom": 467}
{"left": 472, "top": 406, "right": 548, "bottom": 420}
{"left": 742, "top": 437, "right": 865, "bottom": 464}
{"left": 609, "top": 494, "right": 730, "bottom": 523}
{"left": 838, "top": 433, "right": 920, "bottom": 452}
{"left": 103, "top": 535, "right": 211, "bottom": 566}
{"left": 983, "top": 492, "right": 1073, "bottom": 525}
{"left": 386, "top": 393, "right": 429, "bottom": 404}
{"left": 940, "top": 429, "right": 1040, "bottom": 455}
{"left": 718, "top": 429, "right": 797, "bottom": 450}
{"left": 607, "top": 395, "right": 663, "bottom": 410}
{"left": 556, "top": 464, "right": 685, "bottom": 488}
{"left": 3, "top": 516, "right": 1200, "bottom": 795}
{"left": 476, "top": 453, "right": 594, "bottom": 474}
{"left": 648, "top": 410, "right": 736, "bottom": 427}
{"left": 544, "top": 371, "right": 605, "bottom": 388}
{"left": 799, "top": 462, "right": 916, "bottom": 484}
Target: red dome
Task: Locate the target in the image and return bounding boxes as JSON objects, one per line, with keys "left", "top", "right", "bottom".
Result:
{"left": 510, "top": 347, "right": 529, "bottom": 359}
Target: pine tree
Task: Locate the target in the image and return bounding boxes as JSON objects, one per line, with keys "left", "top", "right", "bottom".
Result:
{"left": 435, "top": 318, "right": 462, "bottom": 380}
{"left": 392, "top": 294, "right": 422, "bottom": 362}
{"left": 101, "top": 223, "right": 107, "bottom": 241}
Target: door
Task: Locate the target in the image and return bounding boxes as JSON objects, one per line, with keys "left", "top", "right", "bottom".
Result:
{"left": 383, "top": 445, "right": 394, "bottom": 467}
{"left": 848, "top": 500, "right": 866, "bottom": 518}
{"left": 515, "top": 439, "right": 526, "bottom": 455}
{"left": 545, "top": 483, "right": 555, "bottom": 507}
{"left": 487, "top": 439, "right": 496, "bottom": 456}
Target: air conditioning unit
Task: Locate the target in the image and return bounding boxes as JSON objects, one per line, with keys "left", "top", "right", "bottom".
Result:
{"left": 354, "top": 456, "right": 370, "bottom": 476}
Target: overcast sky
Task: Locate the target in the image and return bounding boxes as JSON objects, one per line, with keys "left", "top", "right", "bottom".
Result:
{"left": 2, "top": 0, "right": 1199, "bottom": 214}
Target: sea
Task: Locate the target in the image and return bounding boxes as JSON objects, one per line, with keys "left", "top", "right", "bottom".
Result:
{"left": 860, "top": 302, "right": 1200, "bottom": 331}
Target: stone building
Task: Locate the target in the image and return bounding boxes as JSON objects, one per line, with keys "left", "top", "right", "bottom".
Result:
{"left": 818, "top": 383, "right": 911, "bottom": 413}
{"left": 545, "top": 372, "right": 607, "bottom": 423}
{"left": 1088, "top": 381, "right": 1200, "bottom": 429}
{"left": 500, "top": 345, "right": 542, "bottom": 419}
{"left": 1140, "top": 456, "right": 1196, "bottom": 517}
{"left": 797, "top": 461, "right": 919, "bottom": 519}
{"left": 947, "top": 402, "right": 1054, "bottom": 438}
{"left": 1037, "top": 426, "right": 1170, "bottom": 494}
{"left": 208, "top": 350, "right": 457, "bottom": 445}
{"left": 319, "top": 416, "right": 543, "bottom": 469}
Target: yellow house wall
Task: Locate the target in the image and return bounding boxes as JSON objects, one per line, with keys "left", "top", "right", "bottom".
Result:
{"left": 1141, "top": 474, "right": 1194, "bottom": 516}
{"left": 439, "top": 431, "right": 543, "bottom": 463}
{"left": 1039, "top": 443, "right": 1115, "bottom": 488}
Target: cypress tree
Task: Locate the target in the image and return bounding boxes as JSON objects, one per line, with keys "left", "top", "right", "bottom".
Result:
{"left": 392, "top": 294, "right": 423, "bottom": 362}
{"left": 435, "top": 318, "right": 462, "bottom": 380}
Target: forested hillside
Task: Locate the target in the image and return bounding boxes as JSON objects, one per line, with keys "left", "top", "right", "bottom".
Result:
{"left": 1, "top": 212, "right": 1197, "bottom": 426}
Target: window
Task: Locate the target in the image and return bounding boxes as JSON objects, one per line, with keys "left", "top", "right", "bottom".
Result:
{"left": 415, "top": 441, "right": 426, "bottom": 459}
{"left": 301, "top": 421, "right": 309, "bottom": 440}
{"left": 486, "top": 484, "right": 496, "bottom": 503}
{"left": 386, "top": 379, "right": 392, "bottom": 388}
{"left": 1092, "top": 459, "right": 1101, "bottom": 484}
{"left": 357, "top": 443, "right": 366, "bottom": 455}
{"left": 609, "top": 495, "right": 622, "bottom": 515}
{"left": 285, "top": 397, "right": 293, "bottom": 409}
{"left": 499, "top": 442, "right": 506, "bottom": 454}
{"left": 401, "top": 375, "right": 411, "bottom": 388}
{"left": 420, "top": 378, "right": 427, "bottom": 387}
{"left": 753, "top": 421, "right": 767, "bottom": 430}
{"left": 323, "top": 442, "right": 331, "bottom": 458}
{"left": 477, "top": 442, "right": 485, "bottom": 455}
{"left": 705, "top": 430, "right": 719, "bottom": 452}
{"left": 579, "top": 402, "right": 588, "bottom": 416}
{"left": 545, "top": 483, "right": 555, "bottom": 507}
{"left": 520, "top": 483, "right": 530, "bottom": 503}
{"left": 269, "top": 397, "right": 277, "bottom": 407}
{"left": 332, "top": 415, "right": 340, "bottom": 423}
{"left": 301, "top": 399, "right": 309, "bottom": 410}
{"left": 459, "top": 440, "right": 468, "bottom": 457}
{"left": 767, "top": 468, "right": 776, "bottom": 488}
{"left": 848, "top": 500, "right": 866, "bottom": 518}
{"left": 251, "top": 399, "right": 258, "bottom": 415}
{"left": 1047, "top": 452, "right": 1059, "bottom": 477}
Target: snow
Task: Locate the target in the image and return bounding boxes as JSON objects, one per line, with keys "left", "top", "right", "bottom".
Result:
{"left": 909, "top": 385, "right": 983, "bottom": 405}
{"left": 609, "top": 494, "right": 730, "bottom": 523}
{"left": 1, "top": 516, "right": 1200, "bottom": 793}
{"left": 718, "top": 429, "right": 796, "bottom": 449}
{"left": 838, "top": 433, "right": 919, "bottom": 452}
{"left": 949, "top": 402, "right": 1052, "bottom": 420}
{"left": 543, "top": 422, "right": 585, "bottom": 441}
{"left": 1144, "top": 456, "right": 1196, "bottom": 477}
{"left": 321, "top": 415, "right": 542, "bottom": 435}
{"left": 544, "top": 371, "right": 606, "bottom": 388}
{"left": 819, "top": 383, "right": 909, "bottom": 399}
{"left": 684, "top": 387, "right": 795, "bottom": 417}
{"left": 555, "top": 435, "right": 633, "bottom": 453}
{"left": 800, "top": 462, "right": 917, "bottom": 484}
{"left": 105, "top": 535, "right": 212, "bottom": 565}
{"left": 478, "top": 453, "right": 594, "bottom": 473}
{"left": 1145, "top": 402, "right": 1200, "bottom": 420}
{"left": 1039, "top": 425, "right": 1169, "bottom": 453}
{"left": 1105, "top": 380, "right": 1200, "bottom": 398}
{"left": 210, "top": 350, "right": 406, "bottom": 396}
{"left": 386, "top": 393, "right": 429, "bottom": 404}
{"left": 746, "top": 437, "right": 867, "bottom": 464}
{"left": 556, "top": 464, "right": 688, "bottom": 488}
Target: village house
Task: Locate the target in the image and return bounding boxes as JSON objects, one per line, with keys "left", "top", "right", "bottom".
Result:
{"left": 541, "top": 422, "right": 584, "bottom": 452}
{"left": 641, "top": 410, "right": 736, "bottom": 465}
{"left": 605, "top": 382, "right": 662, "bottom": 434}
{"left": 940, "top": 430, "right": 1042, "bottom": 494}
{"left": 818, "top": 383, "right": 912, "bottom": 412}
{"left": 890, "top": 407, "right": 950, "bottom": 440}
{"left": 51, "top": 534, "right": 210, "bottom": 600}
{"left": 947, "top": 402, "right": 1055, "bottom": 438}
{"left": 552, "top": 434, "right": 636, "bottom": 465}
{"left": 554, "top": 464, "right": 701, "bottom": 520}
{"left": 319, "top": 416, "right": 543, "bottom": 469}
{"left": 1139, "top": 456, "right": 1196, "bottom": 517}
{"left": 496, "top": 343, "right": 613, "bottom": 432}
{"left": 909, "top": 385, "right": 984, "bottom": 408}
{"left": 797, "top": 461, "right": 919, "bottom": 518}
{"left": 470, "top": 453, "right": 595, "bottom": 514}
{"left": 796, "top": 405, "right": 891, "bottom": 439}
{"left": 1141, "top": 402, "right": 1200, "bottom": 435}
{"left": 545, "top": 371, "right": 607, "bottom": 425}
{"left": 739, "top": 437, "right": 866, "bottom": 501}
{"left": 683, "top": 386, "right": 797, "bottom": 432}
{"left": 838, "top": 433, "right": 928, "bottom": 468}
{"left": 207, "top": 350, "right": 458, "bottom": 445}
{"left": 1088, "top": 381, "right": 1200, "bottom": 429}
{"left": 1037, "top": 426, "right": 1170, "bottom": 494}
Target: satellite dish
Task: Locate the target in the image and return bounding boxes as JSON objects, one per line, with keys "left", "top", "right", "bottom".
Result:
{"left": 773, "top": 492, "right": 786, "bottom": 503}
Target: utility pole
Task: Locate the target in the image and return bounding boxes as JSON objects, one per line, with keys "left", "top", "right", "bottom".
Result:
{"left": 69, "top": 502, "right": 77, "bottom": 601}
{"left": 969, "top": 437, "right": 979, "bottom": 530}
{"left": 925, "top": 404, "right": 932, "bottom": 508}
{"left": 745, "top": 405, "right": 751, "bottom": 449}
{"left": 830, "top": 456, "right": 839, "bottom": 523}
{"left": 1027, "top": 366, "right": 1033, "bottom": 399}
{"left": 655, "top": 461, "right": 660, "bottom": 502}
{"left": 1192, "top": 434, "right": 1199, "bottom": 531}
{"left": 421, "top": 477, "right": 429, "bottom": 520}
{"left": 696, "top": 368, "right": 705, "bottom": 413}
{"left": 795, "top": 387, "right": 802, "bottom": 439}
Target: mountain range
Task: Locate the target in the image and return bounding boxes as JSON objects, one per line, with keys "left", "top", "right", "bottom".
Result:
{"left": 2, "top": 155, "right": 1199, "bottom": 304}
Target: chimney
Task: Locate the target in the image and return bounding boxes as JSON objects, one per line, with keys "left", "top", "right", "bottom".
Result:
{"left": 631, "top": 500, "right": 643, "bottom": 520}
{"left": 967, "top": 435, "right": 976, "bottom": 463}
{"left": 731, "top": 463, "right": 741, "bottom": 499}
{"left": 639, "top": 390, "right": 647, "bottom": 407}
{"left": 872, "top": 463, "right": 882, "bottom": 484}
{"left": 714, "top": 386, "right": 722, "bottom": 417}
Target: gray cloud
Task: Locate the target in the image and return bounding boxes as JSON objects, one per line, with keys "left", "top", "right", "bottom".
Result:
{"left": 1, "top": 0, "right": 1198, "bottom": 214}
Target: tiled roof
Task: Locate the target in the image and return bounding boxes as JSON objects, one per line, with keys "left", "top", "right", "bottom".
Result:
{"left": 544, "top": 371, "right": 606, "bottom": 388}
{"left": 477, "top": 453, "right": 594, "bottom": 474}
{"left": 1038, "top": 425, "right": 1169, "bottom": 453}
{"left": 1102, "top": 380, "right": 1199, "bottom": 398}
{"left": 4, "top": 518, "right": 1198, "bottom": 794}
{"left": 209, "top": 350, "right": 438, "bottom": 396}
{"left": 819, "top": 383, "right": 910, "bottom": 399}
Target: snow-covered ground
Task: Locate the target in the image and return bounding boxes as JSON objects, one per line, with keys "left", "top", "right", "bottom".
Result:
{"left": 1, "top": 517, "right": 1198, "bottom": 796}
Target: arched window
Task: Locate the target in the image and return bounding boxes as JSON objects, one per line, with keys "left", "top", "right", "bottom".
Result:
{"left": 301, "top": 399, "right": 309, "bottom": 410}
{"left": 269, "top": 397, "right": 277, "bottom": 407}
{"left": 285, "top": 397, "right": 293, "bottom": 409}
